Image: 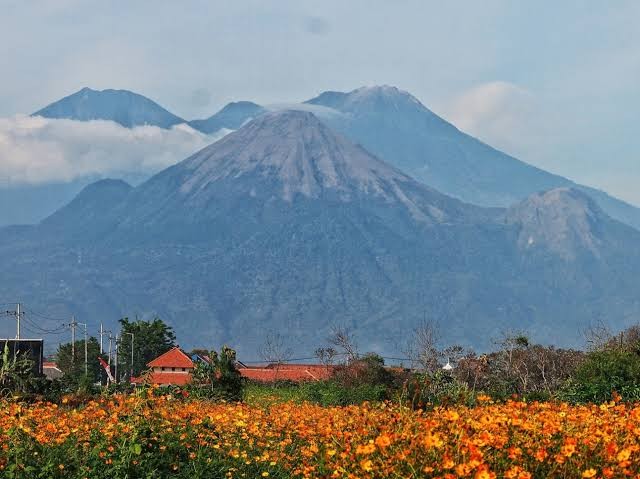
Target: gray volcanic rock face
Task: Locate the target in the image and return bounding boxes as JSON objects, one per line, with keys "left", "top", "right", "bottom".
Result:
{"left": 506, "top": 188, "right": 605, "bottom": 259}
{"left": 306, "top": 86, "right": 640, "bottom": 231}
{"left": 117, "top": 110, "right": 489, "bottom": 236}
{"left": 2, "top": 110, "right": 640, "bottom": 355}
{"left": 33, "top": 87, "right": 185, "bottom": 128}
{"left": 188, "top": 101, "right": 266, "bottom": 134}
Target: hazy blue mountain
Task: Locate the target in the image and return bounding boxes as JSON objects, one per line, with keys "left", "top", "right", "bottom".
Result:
{"left": 41, "top": 179, "right": 132, "bottom": 238}
{"left": 0, "top": 179, "right": 89, "bottom": 226}
{"left": 0, "top": 172, "right": 147, "bottom": 227}
{"left": 2, "top": 111, "right": 640, "bottom": 356}
{"left": 33, "top": 87, "right": 185, "bottom": 128}
{"left": 189, "top": 101, "right": 266, "bottom": 134}
{"left": 305, "top": 86, "right": 640, "bottom": 230}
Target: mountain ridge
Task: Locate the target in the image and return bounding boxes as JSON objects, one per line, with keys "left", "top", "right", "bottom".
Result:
{"left": 3, "top": 111, "right": 640, "bottom": 354}
{"left": 305, "top": 86, "right": 640, "bottom": 230}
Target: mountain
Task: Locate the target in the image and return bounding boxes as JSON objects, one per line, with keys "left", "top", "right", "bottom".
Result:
{"left": 305, "top": 86, "right": 640, "bottom": 230}
{"left": 2, "top": 110, "right": 640, "bottom": 355}
{"left": 41, "top": 179, "right": 132, "bottom": 238}
{"left": 33, "top": 87, "right": 185, "bottom": 128}
{"left": 0, "top": 179, "right": 90, "bottom": 227}
{"left": 189, "top": 101, "right": 266, "bottom": 134}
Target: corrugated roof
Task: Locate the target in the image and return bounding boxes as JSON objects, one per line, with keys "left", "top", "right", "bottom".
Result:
{"left": 147, "top": 347, "right": 194, "bottom": 368}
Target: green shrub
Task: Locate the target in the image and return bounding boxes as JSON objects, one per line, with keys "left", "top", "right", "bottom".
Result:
{"left": 302, "top": 380, "right": 387, "bottom": 406}
{"left": 188, "top": 346, "right": 243, "bottom": 401}
{"left": 401, "top": 370, "right": 474, "bottom": 409}
{"left": 562, "top": 349, "right": 640, "bottom": 403}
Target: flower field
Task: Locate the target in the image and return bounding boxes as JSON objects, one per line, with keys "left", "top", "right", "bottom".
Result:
{"left": 1, "top": 395, "right": 640, "bottom": 478}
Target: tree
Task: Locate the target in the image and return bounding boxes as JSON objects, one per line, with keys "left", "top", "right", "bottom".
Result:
{"left": 567, "top": 349, "right": 640, "bottom": 403}
{"left": 328, "top": 325, "right": 358, "bottom": 363}
{"left": 403, "top": 320, "right": 441, "bottom": 373}
{"left": 56, "top": 337, "right": 103, "bottom": 384}
{"left": 117, "top": 317, "right": 176, "bottom": 378}
{"left": 189, "top": 346, "right": 243, "bottom": 401}
{"left": 259, "top": 331, "right": 293, "bottom": 382}
{"left": 259, "top": 331, "right": 293, "bottom": 365}
{"left": 315, "top": 347, "right": 338, "bottom": 368}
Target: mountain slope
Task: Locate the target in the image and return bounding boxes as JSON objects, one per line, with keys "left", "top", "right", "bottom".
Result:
{"left": 189, "top": 101, "right": 266, "bottom": 134}
{"left": 33, "top": 88, "right": 185, "bottom": 128}
{"left": 305, "top": 86, "right": 640, "bottom": 230}
{"left": 2, "top": 111, "right": 640, "bottom": 355}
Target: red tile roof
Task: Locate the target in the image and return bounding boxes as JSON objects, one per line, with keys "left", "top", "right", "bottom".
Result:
{"left": 147, "top": 347, "right": 194, "bottom": 369}
{"left": 131, "top": 371, "right": 192, "bottom": 386}
{"left": 239, "top": 364, "right": 336, "bottom": 383}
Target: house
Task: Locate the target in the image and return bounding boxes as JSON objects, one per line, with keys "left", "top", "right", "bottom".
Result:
{"left": 43, "top": 361, "right": 63, "bottom": 380}
{"left": 131, "top": 347, "right": 195, "bottom": 386}
{"left": 133, "top": 346, "right": 337, "bottom": 386}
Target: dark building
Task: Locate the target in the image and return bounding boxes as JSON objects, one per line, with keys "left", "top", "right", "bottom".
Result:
{"left": 0, "top": 339, "right": 44, "bottom": 376}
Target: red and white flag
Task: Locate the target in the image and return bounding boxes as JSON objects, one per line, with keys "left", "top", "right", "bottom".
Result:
{"left": 98, "top": 356, "right": 115, "bottom": 382}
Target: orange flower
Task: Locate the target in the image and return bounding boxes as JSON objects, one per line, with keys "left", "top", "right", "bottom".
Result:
{"left": 375, "top": 433, "right": 392, "bottom": 449}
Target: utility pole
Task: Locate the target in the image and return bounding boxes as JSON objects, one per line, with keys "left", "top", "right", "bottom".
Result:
{"left": 99, "top": 323, "right": 103, "bottom": 355}
{"left": 15, "top": 303, "right": 20, "bottom": 339}
{"left": 76, "top": 322, "right": 88, "bottom": 376}
{"left": 114, "top": 334, "right": 119, "bottom": 383}
{"left": 4, "top": 303, "right": 24, "bottom": 339}
{"left": 108, "top": 334, "right": 113, "bottom": 365}
{"left": 70, "top": 317, "right": 77, "bottom": 364}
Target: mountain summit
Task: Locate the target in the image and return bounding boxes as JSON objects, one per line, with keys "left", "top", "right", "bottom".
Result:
{"left": 306, "top": 86, "right": 640, "bottom": 230}
{"left": 33, "top": 87, "right": 186, "bottom": 128}
{"left": 126, "top": 110, "right": 480, "bottom": 227}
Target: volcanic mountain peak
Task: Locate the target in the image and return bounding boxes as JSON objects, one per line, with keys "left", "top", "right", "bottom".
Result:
{"left": 180, "top": 110, "right": 412, "bottom": 198}
{"left": 33, "top": 87, "right": 185, "bottom": 129}
{"left": 506, "top": 188, "right": 608, "bottom": 258}
{"left": 307, "top": 85, "right": 428, "bottom": 114}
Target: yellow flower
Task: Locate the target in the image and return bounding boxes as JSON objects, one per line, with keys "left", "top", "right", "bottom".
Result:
{"left": 617, "top": 448, "right": 631, "bottom": 462}
{"left": 582, "top": 469, "right": 597, "bottom": 478}
{"left": 360, "top": 459, "right": 373, "bottom": 472}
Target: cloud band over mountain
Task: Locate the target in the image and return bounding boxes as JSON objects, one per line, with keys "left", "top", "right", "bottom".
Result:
{"left": 0, "top": 115, "right": 227, "bottom": 185}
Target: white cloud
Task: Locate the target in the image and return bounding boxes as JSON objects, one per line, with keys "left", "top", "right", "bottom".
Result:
{"left": 440, "top": 81, "right": 538, "bottom": 158}
{"left": 0, "top": 116, "right": 227, "bottom": 185}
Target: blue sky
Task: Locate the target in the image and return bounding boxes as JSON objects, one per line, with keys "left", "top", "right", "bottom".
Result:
{"left": 1, "top": 0, "right": 638, "bottom": 204}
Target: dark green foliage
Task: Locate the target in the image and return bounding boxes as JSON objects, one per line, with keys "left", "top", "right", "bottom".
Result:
{"left": 55, "top": 337, "right": 104, "bottom": 387}
{"left": 188, "top": 346, "right": 243, "bottom": 401}
{"left": 300, "top": 354, "right": 402, "bottom": 406}
{"left": 302, "top": 380, "right": 387, "bottom": 406}
{"left": 0, "top": 342, "right": 37, "bottom": 397}
{"left": 563, "top": 349, "right": 640, "bottom": 403}
{"left": 118, "top": 317, "right": 176, "bottom": 377}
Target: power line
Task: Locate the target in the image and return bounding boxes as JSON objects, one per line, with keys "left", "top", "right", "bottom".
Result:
{"left": 24, "top": 308, "right": 69, "bottom": 323}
